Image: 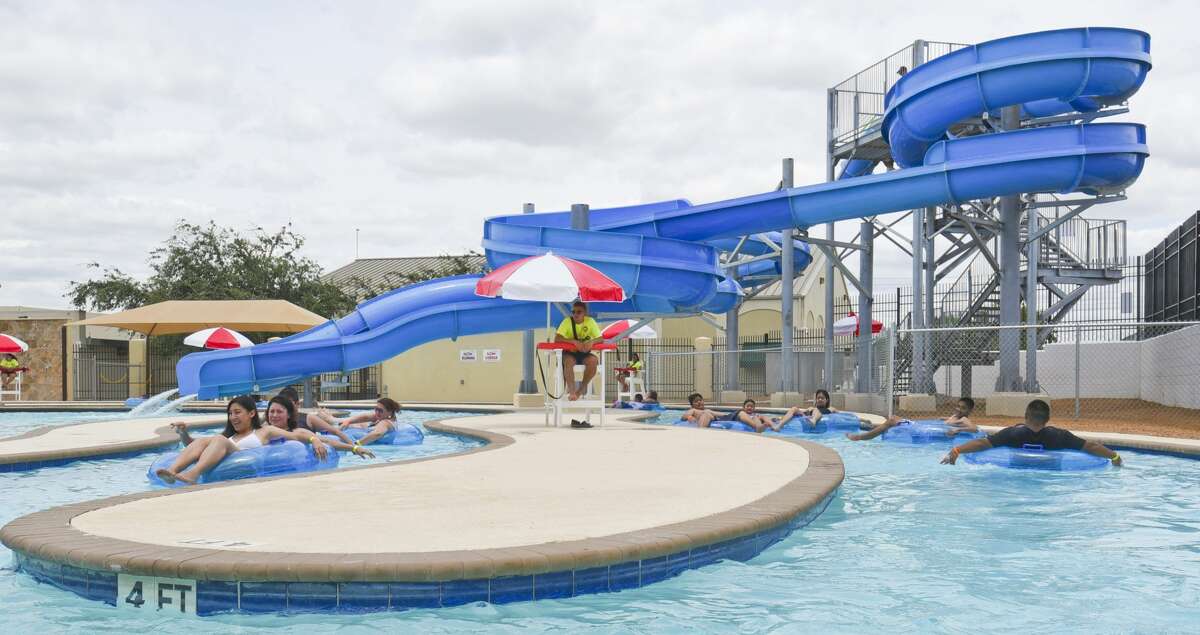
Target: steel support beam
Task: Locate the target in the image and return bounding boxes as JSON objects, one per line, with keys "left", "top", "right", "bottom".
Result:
{"left": 519, "top": 203, "right": 539, "bottom": 394}
{"left": 1025, "top": 206, "right": 1039, "bottom": 392}
{"left": 856, "top": 218, "right": 874, "bottom": 392}
{"left": 824, "top": 88, "right": 836, "bottom": 390}
{"left": 997, "top": 106, "right": 1023, "bottom": 392}
{"left": 780, "top": 158, "right": 795, "bottom": 393}
{"left": 924, "top": 207, "right": 936, "bottom": 378}
{"left": 911, "top": 207, "right": 926, "bottom": 392}
{"left": 813, "top": 245, "right": 873, "bottom": 300}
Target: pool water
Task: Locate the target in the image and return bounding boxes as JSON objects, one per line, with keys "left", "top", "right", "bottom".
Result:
{"left": 0, "top": 410, "right": 215, "bottom": 438}
{"left": 3, "top": 410, "right": 1199, "bottom": 633}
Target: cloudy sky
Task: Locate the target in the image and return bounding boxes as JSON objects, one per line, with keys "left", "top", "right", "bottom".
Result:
{"left": 1, "top": 1, "right": 1195, "bottom": 310}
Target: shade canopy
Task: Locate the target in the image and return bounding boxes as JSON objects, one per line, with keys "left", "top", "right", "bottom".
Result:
{"left": 65, "top": 300, "right": 326, "bottom": 335}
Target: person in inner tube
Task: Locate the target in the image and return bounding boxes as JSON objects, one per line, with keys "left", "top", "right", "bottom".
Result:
{"left": 847, "top": 397, "right": 978, "bottom": 441}
{"left": 941, "top": 399, "right": 1122, "bottom": 466}
{"left": 643, "top": 390, "right": 660, "bottom": 405}
{"left": 262, "top": 396, "right": 373, "bottom": 459}
{"left": 275, "top": 386, "right": 357, "bottom": 446}
{"left": 681, "top": 393, "right": 723, "bottom": 428}
{"left": 334, "top": 397, "right": 402, "bottom": 446}
{"left": 776, "top": 389, "right": 840, "bottom": 429}
{"left": 554, "top": 301, "right": 603, "bottom": 401}
{"left": 158, "top": 395, "right": 332, "bottom": 485}
{"left": 613, "top": 393, "right": 645, "bottom": 408}
{"left": 723, "top": 398, "right": 783, "bottom": 433}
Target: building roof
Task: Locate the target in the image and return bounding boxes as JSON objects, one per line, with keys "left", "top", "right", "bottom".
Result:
{"left": 323, "top": 255, "right": 488, "bottom": 292}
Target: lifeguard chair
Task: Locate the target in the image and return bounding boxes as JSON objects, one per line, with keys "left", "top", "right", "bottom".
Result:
{"left": 538, "top": 341, "right": 615, "bottom": 428}
{"left": 614, "top": 363, "right": 646, "bottom": 403}
{"left": 0, "top": 369, "right": 24, "bottom": 401}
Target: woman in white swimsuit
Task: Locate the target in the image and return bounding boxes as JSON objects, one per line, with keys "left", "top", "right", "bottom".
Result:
{"left": 156, "top": 395, "right": 329, "bottom": 485}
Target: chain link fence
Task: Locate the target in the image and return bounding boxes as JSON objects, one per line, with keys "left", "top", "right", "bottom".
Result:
{"left": 893, "top": 321, "right": 1200, "bottom": 424}
{"left": 636, "top": 331, "right": 892, "bottom": 406}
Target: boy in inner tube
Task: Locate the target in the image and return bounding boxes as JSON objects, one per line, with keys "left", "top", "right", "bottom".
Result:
{"left": 941, "top": 399, "right": 1122, "bottom": 466}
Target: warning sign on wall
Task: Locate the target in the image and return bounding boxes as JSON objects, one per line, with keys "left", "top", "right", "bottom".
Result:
{"left": 459, "top": 350, "right": 477, "bottom": 362}
{"left": 483, "top": 349, "right": 501, "bottom": 362}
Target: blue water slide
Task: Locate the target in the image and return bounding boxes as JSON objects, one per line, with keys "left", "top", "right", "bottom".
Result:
{"left": 178, "top": 27, "right": 1151, "bottom": 399}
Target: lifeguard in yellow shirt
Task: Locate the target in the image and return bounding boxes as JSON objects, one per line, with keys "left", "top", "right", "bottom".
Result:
{"left": 554, "top": 301, "right": 603, "bottom": 400}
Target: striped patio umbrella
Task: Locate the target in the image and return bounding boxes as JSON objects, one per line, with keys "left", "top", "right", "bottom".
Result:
{"left": 183, "top": 326, "right": 255, "bottom": 350}
{"left": 0, "top": 334, "right": 30, "bottom": 353}
{"left": 475, "top": 252, "right": 626, "bottom": 338}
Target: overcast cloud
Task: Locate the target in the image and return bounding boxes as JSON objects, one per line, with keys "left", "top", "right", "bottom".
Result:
{"left": 1, "top": 0, "right": 1196, "bottom": 309}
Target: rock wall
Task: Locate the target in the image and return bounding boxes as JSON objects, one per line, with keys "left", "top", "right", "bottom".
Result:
{"left": 0, "top": 319, "right": 65, "bottom": 401}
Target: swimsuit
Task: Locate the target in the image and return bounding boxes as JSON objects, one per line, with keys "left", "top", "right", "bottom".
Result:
{"left": 232, "top": 432, "right": 264, "bottom": 451}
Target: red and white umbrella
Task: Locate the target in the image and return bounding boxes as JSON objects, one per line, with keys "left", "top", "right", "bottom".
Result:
{"left": 184, "top": 327, "right": 255, "bottom": 350}
{"left": 476, "top": 252, "right": 626, "bottom": 339}
{"left": 475, "top": 252, "right": 625, "bottom": 303}
{"left": 0, "top": 334, "right": 29, "bottom": 353}
{"left": 832, "top": 312, "right": 883, "bottom": 337}
{"left": 602, "top": 320, "right": 657, "bottom": 340}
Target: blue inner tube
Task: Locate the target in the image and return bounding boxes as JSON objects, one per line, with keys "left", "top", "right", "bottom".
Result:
{"left": 616, "top": 401, "right": 665, "bottom": 411}
{"left": 709, "top": 420, "right": 757, "bottom": 432}
{"left": 672, "top": 418, "right": 757, "bottom": 432}
{"left": 963, "top": 444, "right": 1110, "bottom": 471}
{"left": 883, "top": 420, "right": 983, "bottom": 444}
{"left": 146, "top": 439, "right": 340, "bottom": 488}
{"left": 776, "top": 411, "right": 862, "bottom": 435}
{"left": 124, "top": 397, "right": 146, "bottom": 408}
{"left": 342, "top": 422, "right": 424, "bottom": 446}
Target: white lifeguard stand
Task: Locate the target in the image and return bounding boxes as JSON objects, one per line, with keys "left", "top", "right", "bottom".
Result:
{"left": 0, "top": 370, "right": 23, "bottom": 401}
{"left": 614, "top": 364, "right": 646, "bottom": 403}
{"left": 539, "top": 342, "right": 615, "bottom": 428}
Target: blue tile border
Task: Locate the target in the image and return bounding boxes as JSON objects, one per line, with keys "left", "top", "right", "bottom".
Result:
{"left": 6, "top": 487, "right": 837, "bottom": 615}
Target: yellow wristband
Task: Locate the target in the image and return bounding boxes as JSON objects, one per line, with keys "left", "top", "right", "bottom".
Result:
{"left": 1111, "top": 453, "right": 1121, "bottom": 463}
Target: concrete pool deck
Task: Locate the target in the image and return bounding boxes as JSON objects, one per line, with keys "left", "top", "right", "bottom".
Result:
{"left": 0, "top": 415, "right": 227, "bottom": 471}
{"left": 1, "top": 410, "right": 845, "bottom": 613}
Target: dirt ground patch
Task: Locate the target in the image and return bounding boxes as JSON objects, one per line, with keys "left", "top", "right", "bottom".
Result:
{"left": 896, "top": 398, "right": 1200, "bottom": 440}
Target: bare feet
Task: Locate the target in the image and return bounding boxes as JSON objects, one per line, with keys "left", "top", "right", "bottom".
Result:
{"left": 567, "top": 391, "right": 580, "bottom": 401}
{"left": 155, "top": 469, "right": 177, "bottom": 484}
{"left": 175, "top": 472, "right": 196, "bottom": 484}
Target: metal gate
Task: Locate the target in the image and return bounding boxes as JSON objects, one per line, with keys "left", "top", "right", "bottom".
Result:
{"left": 73, "top": 339, "right": 138, "bottom": 400}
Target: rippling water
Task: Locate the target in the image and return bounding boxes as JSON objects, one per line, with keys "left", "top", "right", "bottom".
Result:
{"left": 0, "top": 410, "right": 213, "bottom": 438}
{"left": 2, "top": 410, "right": 1198, "bottom": 633}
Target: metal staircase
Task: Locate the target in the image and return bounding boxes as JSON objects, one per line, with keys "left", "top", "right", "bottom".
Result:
{"left": 892, "top": 201, "right": 1126, "bottom": 395}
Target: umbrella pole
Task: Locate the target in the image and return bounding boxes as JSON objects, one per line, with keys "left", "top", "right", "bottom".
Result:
{"left": 546, "top": 303, "right": 551, "bottom": 342}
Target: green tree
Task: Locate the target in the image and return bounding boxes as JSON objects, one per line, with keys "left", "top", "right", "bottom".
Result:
{"left": 67, "top": 220, "right": 357, "bottom": 318}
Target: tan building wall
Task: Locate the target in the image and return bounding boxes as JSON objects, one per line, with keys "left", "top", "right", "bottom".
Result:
{"left": 382, "top": 328, "right": 555, "bottom": 404}
{"left": 377, "top": 262, "right": 852, "bottom": 404}
{"left": 0, "top": 317, "right": 68, "bottom": 400}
